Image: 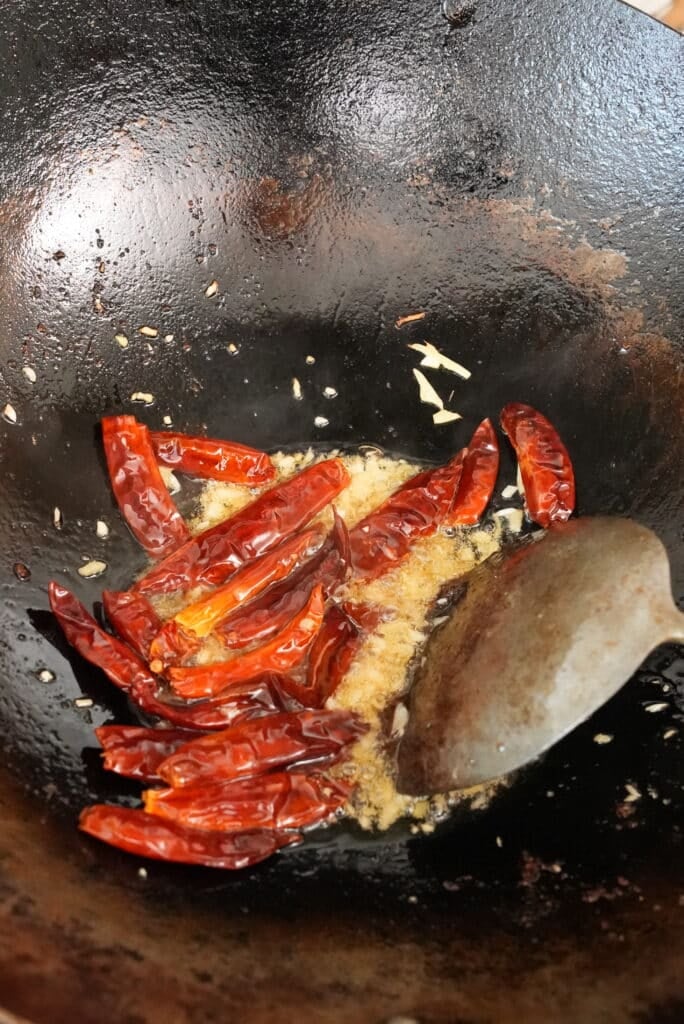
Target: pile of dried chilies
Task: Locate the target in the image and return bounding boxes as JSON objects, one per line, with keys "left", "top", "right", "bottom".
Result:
{"left": 49, "top": 403, "right": 574, "bottom": 869}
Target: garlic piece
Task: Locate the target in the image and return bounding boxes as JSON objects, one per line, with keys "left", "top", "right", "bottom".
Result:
{"left": 22, "top": 366, "right": 37, "bottom": 383}
{"left": 131, "top": 392, "right": 155, "bottom": 406}
{"left": 205, "top": 280, "right": 219, "bottom": 298}
{"left": 493, "top": 507, "right": 524, "bottom": 534}
{"left": 78, "top": 559, "right": 107, "bottom": 579}
{"left": 391, "top": 703, "right": 409, "bottom": 737}
{"left": 160, "top": 467, "right": 181, "bottom": 495}
{"left": 2, "top": 403, "right": 17, "bottom": 424}
{"left": 138, "top": 326, "right": 158, "bottom": 338}
{"left": 314, "top": 416, "right": 329, "bottom": 428}
{"left": 412, "top": 369, "right": 443, "bottom": 410}
{"left": 408, "top": 342, "right": 471, "bottom": 380}
{"left": 95, "top": 520, "right": 110, "bottom": 539}
{"left": 516, "top": 464, "right": 525, "bottom": 496}
{"left": 432, "top": 409, "right": 461, "bottom": 425}
{"left": 115, "top": 333, "right": 129, "bottom": 348}
{"left": 292, "top": 377, "right": 303, "bottom": 401}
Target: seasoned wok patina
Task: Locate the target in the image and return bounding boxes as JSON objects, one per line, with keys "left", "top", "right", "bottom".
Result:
{"left": 0, "top": 0, "right": 682, "bottom": 1021}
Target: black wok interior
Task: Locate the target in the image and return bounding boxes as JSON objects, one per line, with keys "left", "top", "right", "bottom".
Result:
{"left": 0, "top": 1, "right": 682, "bottom": 1021}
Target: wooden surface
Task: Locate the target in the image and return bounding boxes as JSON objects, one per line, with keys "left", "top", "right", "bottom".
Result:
{"left": 627, "top": 0, "right": 684, "bottom": 29}
{"left": 664, "top": 0, "right": 684, "bottom": 28}
{"left": 655, "top": 0, "right": 679, "bottom": 29}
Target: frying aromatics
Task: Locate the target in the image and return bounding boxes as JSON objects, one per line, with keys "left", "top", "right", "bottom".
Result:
{"left": 49, "top": 404, "right": 574, "bottom": 868}
{"left": 187, "top": 449, "right": 509, "bottom": 829}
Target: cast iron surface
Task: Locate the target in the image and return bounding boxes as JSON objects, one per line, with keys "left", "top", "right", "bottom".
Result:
{"left": 0, "top": 0, "right": 682, "bottom": 1021}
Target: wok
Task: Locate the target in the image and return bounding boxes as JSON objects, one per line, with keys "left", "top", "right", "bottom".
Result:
{"left": 0, "top": 1, "right": 682, "bottom": 1021}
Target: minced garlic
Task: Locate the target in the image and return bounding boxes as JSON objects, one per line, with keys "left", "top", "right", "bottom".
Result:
{"left": 184, "top": 449, "right": 505, "bottom": 831}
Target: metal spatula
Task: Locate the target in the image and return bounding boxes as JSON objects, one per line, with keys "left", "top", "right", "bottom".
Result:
{"left": 396, "top": 517, "right": 684, "bottom": 795}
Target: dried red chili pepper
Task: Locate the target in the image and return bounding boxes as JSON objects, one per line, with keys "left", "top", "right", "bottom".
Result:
{"left": 102, "top": 590, "right": 161, "bottom": 660}
{"left": 168, "top": 584, "right": 326, "bottom": 700}
{"left": 342, "top": 601, "right": 385, "bottom": 633}
{"left": 147, "top": 620, "right": 201, "bottom": 672}
{"left": 101, "top": 415, "right": 191, "bottom": 558}
{"left": 48, "top": 582, "right": 286, "bottom": 731}
{"left": 149, "top": 526, "right": 325, "bottom": 668}
{"left": 219, "top": 585, "right": 312, "bottom": 654}
{"left": 149, "top": 430, "right": 275, "bottom": 485}
{"left": 157, "top": 708, "right": 367, "bottom": 787}
{"left": 144, "top": 772, "right": 351, "bottom": 833}
{"left": 262, "top": 603, "right": 384, "bottom": 709}
{"left": 176, "top": 526, "right": 325, "bottom": 637}
{"left": 272, "top": 673, "right": 323, "bottom": 709}
{"left": 79, "top": 804, "right": 300, "bottom": 868}
{"left": 50, "top": 581, "right": 157, "bottom": 696}
{"left": 135, "top": 458, "right": 350, "bottom": 596}
{"left": 328, "top": 506, "right": 351, "bottom": 573}
{"left": 349, "top": 452, "right": 464, "bottom": 580}
{"left": 95, "top": 725, "right": 196, "bottom": 781}
{"left": 445, "top": 418, "right": 500, "bottom": 526}
{"left": 500, "top": 403, "right": 576, "bottom": 528}
{"left": 134, "top": 676, "right": 291, "bottom": 731}
{"left": 217, "top": 510, "right": 350, "bottom": 651}
{"left": 300, "top": 603, "right": 377, "bottom": 706}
